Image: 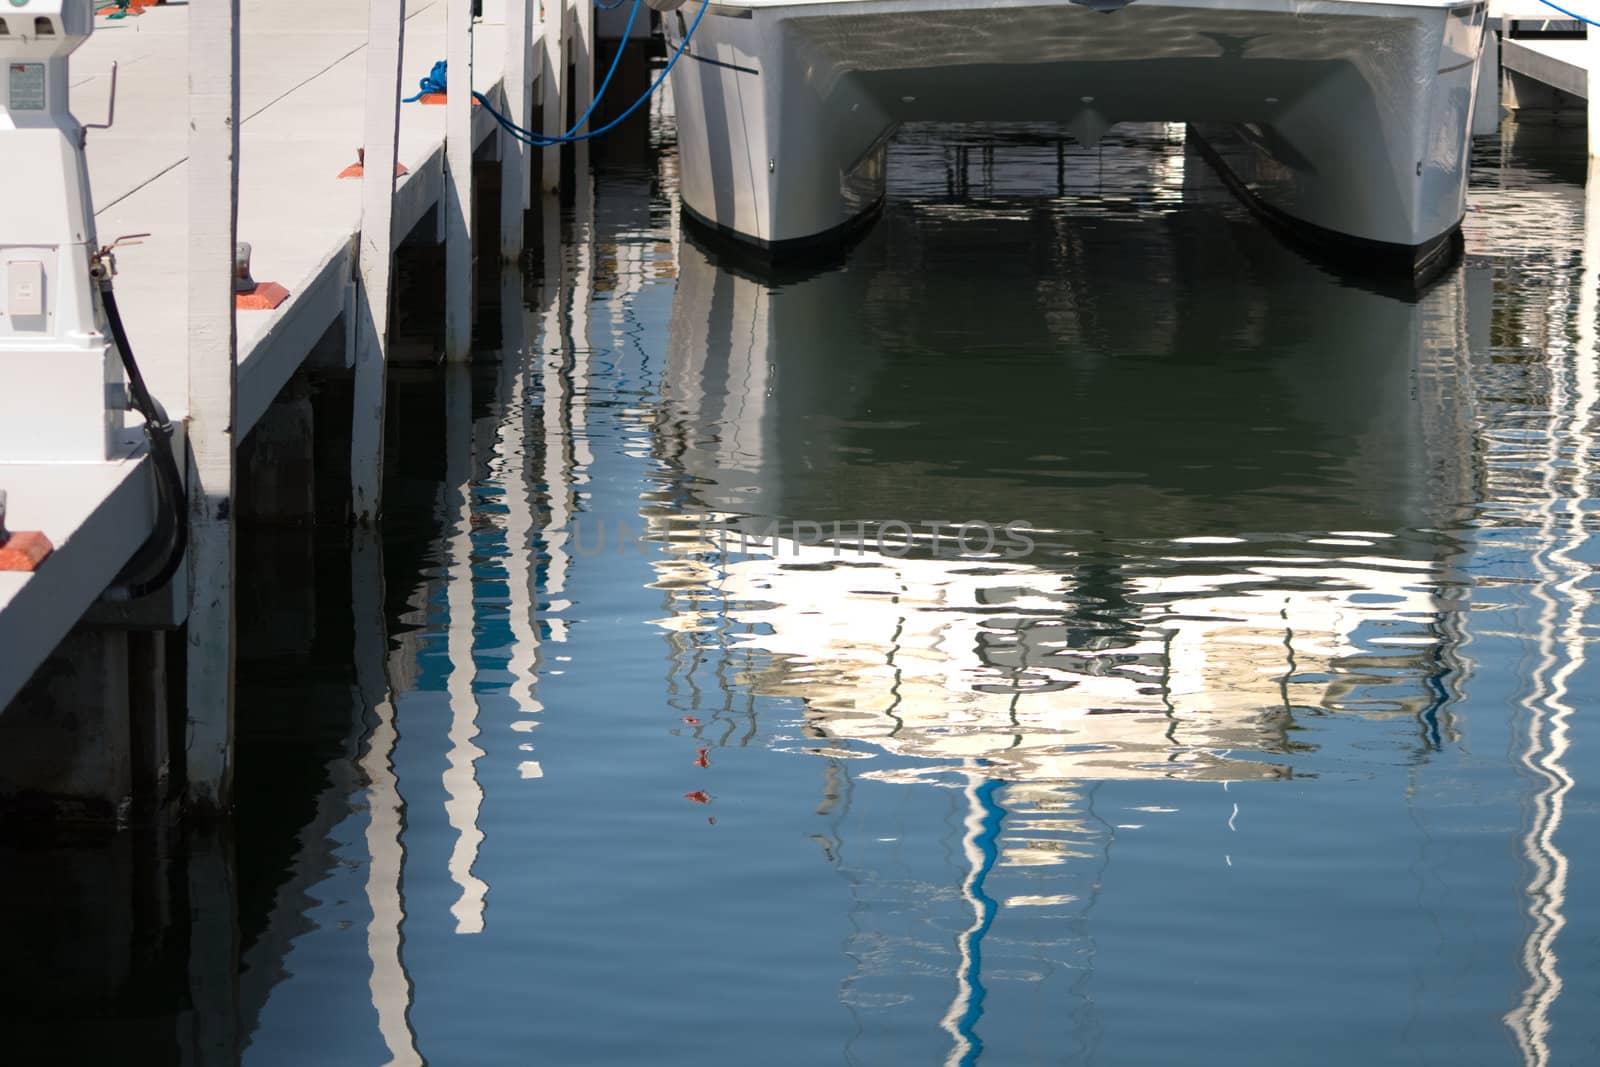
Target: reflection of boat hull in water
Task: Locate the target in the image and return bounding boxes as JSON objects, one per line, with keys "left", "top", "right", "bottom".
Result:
{"left": 649, "top": 156, "right": 1489, "bottom": 1060}
{"left": 651, "top": 141, "right": 1482, "bottom": 787}
{"left": 665, "top": 0, "right": 1487, "bottom": 272}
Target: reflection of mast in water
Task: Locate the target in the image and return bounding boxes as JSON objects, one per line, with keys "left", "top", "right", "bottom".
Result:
{"left": 1503, "top": 161, "right": 1599, "bottom": 1067}
{"left": 938, "top": 769, "right": 1004, "bottom": 1067}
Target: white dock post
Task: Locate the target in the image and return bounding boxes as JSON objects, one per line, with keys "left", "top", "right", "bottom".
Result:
{"left": 574, "top": 0, "right": 594, "bottom": 125}
{"left": 352, "top": 0, "right": 410, "bottom": 522}
{"left": 1590, "top": 28, "right": 1600, "bottom": 155}
{"left": 186, "top": 0, "right": 242, "bottom": 812}
{"left": 501, "top": 0, "right": 533, "bottom": 260}
{"left": 539, "top": 0, "right": 566, "bottom": 192}
{"left": 445, "top": 0, "right": 476, "bottom": 360}
{"left": 1473, "top": 24, "right": 1501, "bottom": 138}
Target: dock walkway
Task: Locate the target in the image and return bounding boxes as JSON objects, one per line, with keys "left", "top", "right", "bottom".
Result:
{"left": 1, "top": 0, "right": 536, "bottom": 713}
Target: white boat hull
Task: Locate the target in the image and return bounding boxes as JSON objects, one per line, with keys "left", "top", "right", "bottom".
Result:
{"left": 663, "top": 0, "right": 1488, "bottom": 266}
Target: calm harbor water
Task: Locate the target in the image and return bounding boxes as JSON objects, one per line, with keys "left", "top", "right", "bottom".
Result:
{"left": 14, "top": 119, "right": 1600, "bottom": 1064}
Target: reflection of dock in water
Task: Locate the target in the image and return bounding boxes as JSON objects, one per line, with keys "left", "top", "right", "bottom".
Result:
{"left": 235, "top": 164, "right": 671, "bottom": 1064}
{"left": 1498, "top": 160, "right": 1600, "bottom": 1067}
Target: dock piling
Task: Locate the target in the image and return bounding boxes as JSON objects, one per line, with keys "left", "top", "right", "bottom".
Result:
{"left": 502, "top": 0, "right": 533, "bottom": 261}
{"left": 352, "top": 0, "right": 410, "bottom": 522}
{"left": 541, "top": 0, "right": 566, "bottom": 192}
{"left": 184, "top": 0, "right": 242, "bottom": 813}
{"left": 575, "top": 0, "right": 595, "bottom": 127}
{"left": 445, "top": 0, "right": 476, "bottom": 360}
{"left": 1590, "top": 31, "right": 1600, "bottom": 154}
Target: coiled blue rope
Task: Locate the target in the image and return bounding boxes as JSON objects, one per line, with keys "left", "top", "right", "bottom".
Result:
{"left": 407, "top": 0, "right": 709, "bottom": 147}
{"left": 1535, "top": 0, "right": 1600, "bottom": 26}
{"left": 402, "top": 59, "right": 449, "bottom": 104}
{"left": 406, "top": 0, "right": 641, "bottom": 118}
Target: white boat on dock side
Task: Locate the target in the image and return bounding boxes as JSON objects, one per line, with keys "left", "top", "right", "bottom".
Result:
{"left": 662, "top": 0, "right": 1489, "bottom": 271}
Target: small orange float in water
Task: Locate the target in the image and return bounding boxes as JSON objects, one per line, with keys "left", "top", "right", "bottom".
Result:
{"left": 682, "top": 716, "right": 701, "bottom": 726}
{"left": 694, "top": 749, "right": 710, "bottom": 768}
{"left": 684, "top": 790, "right": 710, "bottom": 804}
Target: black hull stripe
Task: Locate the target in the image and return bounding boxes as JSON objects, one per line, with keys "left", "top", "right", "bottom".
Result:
{"left": 688, "top": 51, "right": 760, "bottom": 76}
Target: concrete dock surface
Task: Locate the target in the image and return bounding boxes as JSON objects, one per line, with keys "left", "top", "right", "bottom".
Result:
{"left": 1, "top": 0, "right": 514, "bottom": 710}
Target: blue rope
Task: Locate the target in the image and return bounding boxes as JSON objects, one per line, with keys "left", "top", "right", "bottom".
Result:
{"left": 405, "top": 0, "right": 638, "bottom": 117}
{"left": 557, "top": 0, "right": 644, "bottom": 137}
{"left": 479, "top": 0, "right": 710, "bottom": 146}
{"left": 405, "top": 0, "right": 703, "bottom": 146}
{"left": 1535, "top": 0, "right": 1600, "bottom": 26}
{"left": 402, "top": 59, "right": 449, "bottom": 104}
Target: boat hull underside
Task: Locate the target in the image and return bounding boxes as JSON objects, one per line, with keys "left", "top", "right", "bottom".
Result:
{"left": 665, "top": 0, "right": 1486, "bottom": 263}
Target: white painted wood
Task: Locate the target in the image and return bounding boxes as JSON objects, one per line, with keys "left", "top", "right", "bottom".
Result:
{"left": 540, "top": 0, "right": 566, "bottom": 192}
{"left": 445, "top": 0, "right": 476, "bottom": 360}
{"left": 574, "top": 0, "right": 595, "bottom": 125}
{"left": 353, "top": 0, "right": 410, "bottom": 522}
{"left": 501, "top": 0, "right": 533, "bottom": 259}
{"left": 1590, "top": 29, "right": 1600, "bottom": 154}
{"left": 185, "top": 0, "right": 241, "bottom": 811}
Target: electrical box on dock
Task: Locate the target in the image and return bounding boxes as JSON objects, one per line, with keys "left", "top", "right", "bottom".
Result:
{"left": 0, "top": 0, "right": 125, "bottom": 463}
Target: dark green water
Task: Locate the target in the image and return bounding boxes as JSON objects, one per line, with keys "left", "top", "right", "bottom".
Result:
{"left": 14, "top": 120, "right": 1600, "bottom": 1065}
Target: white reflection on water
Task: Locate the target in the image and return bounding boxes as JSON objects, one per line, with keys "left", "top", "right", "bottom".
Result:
{"left": 1498, "top": 158, "right": 1600, "bottom": 1067}
{"left": 650, "top": 528, "right": 1458, "bottom": 795}
{"left": 441, "top": 368, "right": 488, "bottom": 936}
{"left": 353, "top": 531, "right": 422, "bottom": 1067}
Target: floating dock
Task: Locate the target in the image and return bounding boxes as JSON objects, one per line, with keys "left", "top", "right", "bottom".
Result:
{"left": 0, "top": 0, "right": 598, "bottom": 814}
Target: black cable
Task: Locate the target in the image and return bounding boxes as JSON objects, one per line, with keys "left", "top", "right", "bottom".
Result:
{"left": 100, "top": 282, "right": 188, "bottom": 602}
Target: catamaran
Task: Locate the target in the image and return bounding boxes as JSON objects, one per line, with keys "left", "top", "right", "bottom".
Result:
{"left": 659, "top": 0, "right": 1489, "bottom": 274}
